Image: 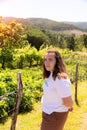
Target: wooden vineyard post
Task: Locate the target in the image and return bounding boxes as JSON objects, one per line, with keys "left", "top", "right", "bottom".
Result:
{"left": 10, "top": 72, "right": 23, "bottom": 130}
{"left": 75, "top": 63, "right": 79, "bottom": 106}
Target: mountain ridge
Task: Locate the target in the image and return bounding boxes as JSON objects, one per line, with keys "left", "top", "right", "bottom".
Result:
{"left": 1, "top": 17, "right": 87, "bottom": 32}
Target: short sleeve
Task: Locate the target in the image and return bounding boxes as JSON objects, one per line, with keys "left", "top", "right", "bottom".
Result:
{"left": 55, "top": 78, "right": 72, "bottom": 98}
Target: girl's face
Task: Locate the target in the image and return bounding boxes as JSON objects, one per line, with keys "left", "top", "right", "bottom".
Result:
{"left": 44, "top": 52, "right": 56, "bottom": 72}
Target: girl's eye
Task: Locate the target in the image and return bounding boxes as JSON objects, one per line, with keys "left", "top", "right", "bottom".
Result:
{"left": 44, "top": 58, "right": 54, "bottom": 62}
{"left": 44, "top": 58, "right": 47, "bottom": 62}
{"left": 49, "top": 58, "right": 53, "bottom": 61}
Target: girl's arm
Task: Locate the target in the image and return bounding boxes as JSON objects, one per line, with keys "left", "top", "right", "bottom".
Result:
{"left": 62, "top": 96, "right": 74, "bottom": 110}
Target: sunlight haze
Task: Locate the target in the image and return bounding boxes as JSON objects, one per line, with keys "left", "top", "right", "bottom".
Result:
{"left": 0, "top": 0, "right": 87, "bottom": 22}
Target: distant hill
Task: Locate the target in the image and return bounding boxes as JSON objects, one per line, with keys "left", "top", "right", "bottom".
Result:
{"left": 1, "top": 17, "right": 80, "bottom": 30}
{"left": 66, "top": 22, "right": 87, "bottom": 31}
{"left": 58, "top": 29, "right": 87, "bottom": 36}
{"left": 73, "top": 22, "right": 87, "bottom": 31}
{"left": 1, "top": 17, "right": 87, "bottom": 33}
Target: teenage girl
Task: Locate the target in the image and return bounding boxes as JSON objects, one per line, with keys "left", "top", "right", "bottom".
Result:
{"left": 40, "top": 49, "right": 73, "bottom": 130}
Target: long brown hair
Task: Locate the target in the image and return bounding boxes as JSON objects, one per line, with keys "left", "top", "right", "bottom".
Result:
{"left": 43, "top": 49, "right": 68, "bottom": 80}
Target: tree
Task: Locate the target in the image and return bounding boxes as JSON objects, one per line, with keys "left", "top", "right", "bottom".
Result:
{"left": 82, "top": 34, "right": 87, "bottom": 48}
{"left": 0, "top": 48, "right": 13, "bottom": 69}
{"left": 64, "top": 35, "right": 75, "bottom": 50}
{"left": 0, "top": 20, "right": 28, "bottom": 69}
{"left": 26, "top": 28, "right": 50, "bottom": 50}
{"left": 25, "top": 47, "right": 38, "bottom": 67}
{"left": 74, "top": 36, "right": 84, "bottom": 51}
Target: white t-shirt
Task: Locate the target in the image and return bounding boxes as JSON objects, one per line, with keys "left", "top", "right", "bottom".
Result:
{"left": 41, "top": 72, "right": 72, "bottom": 114}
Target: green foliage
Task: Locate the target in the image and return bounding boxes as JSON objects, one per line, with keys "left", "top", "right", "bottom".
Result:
{"left": 25, "top": 47, "right": 37, "bottom": 67}
{"left": 81, "top": 34, "right": 87, "bottom": 48}
{"left": 0, "top": 21, "right": 27, "bottom": 49}
{"left": 64, "top": 35, "right": 75, "bottom": 50}
{"left": 1, "top": 18, "right": 87, "bottom": 51}
{"left": 0, "top": 48, "right": 13, "bottom": 69}
{"left": 12, "top": 45, "right": 49, "bottom": 68}
{"left": 0, "top": 100, "right": 8, "bottom": 120}
{"left": 61, "top": 49, "right": 87, "bottom": 83}
{"left": 0, "top": 67, "right": 44, "bottom": 121}
{"left": 19, "top": 87, "right": 34, "bottom": 112}
{"left": 27, "top": 28, "right": 50, "bottom": 50}
{"left": 0, "top": 21, "right": 29, "bottom": 69}
{"left": 0, "top": 72, "right": 17, "bottom": 122}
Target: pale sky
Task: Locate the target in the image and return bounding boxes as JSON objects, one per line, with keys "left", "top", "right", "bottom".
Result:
{"left": 0, "top": 0, "right": 87, "bottom": 22}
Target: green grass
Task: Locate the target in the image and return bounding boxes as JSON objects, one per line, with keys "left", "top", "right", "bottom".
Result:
{"left": 0, "top": 81, "right": 87, "bottom": 130}
{"left": 64, "top": 81, "right": 87, "bottom": 130}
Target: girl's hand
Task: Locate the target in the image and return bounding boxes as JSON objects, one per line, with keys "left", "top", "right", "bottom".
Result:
{"left": 68, "top": 107, "right": 73, "bottom": 112}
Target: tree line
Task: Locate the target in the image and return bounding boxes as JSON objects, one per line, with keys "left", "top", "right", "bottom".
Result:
{"left": 0, "top": 19, "right": 87, "bottom": 69}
